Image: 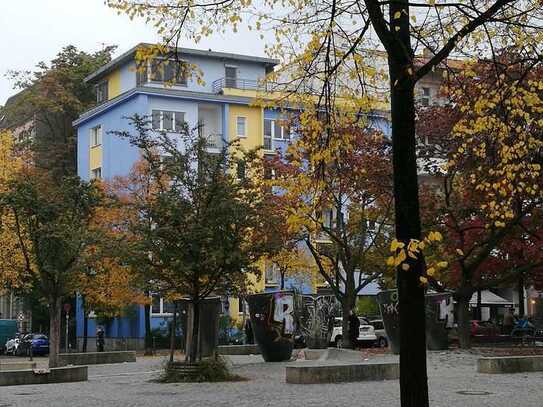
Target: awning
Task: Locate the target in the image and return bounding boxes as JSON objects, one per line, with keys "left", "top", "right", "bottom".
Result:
{"left": 469, "top": 290, "right": 514, "bottom": 306}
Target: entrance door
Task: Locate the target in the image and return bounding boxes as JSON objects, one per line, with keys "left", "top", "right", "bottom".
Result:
{"left": 225, "top": 66, "right": 237, "bottom": 88}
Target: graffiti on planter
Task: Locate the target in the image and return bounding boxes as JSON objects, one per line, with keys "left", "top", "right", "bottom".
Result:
{"left": 273, "top": 292, "right": 295, "bottom": 334}
{"left": 299, "top": 295, "right": 339, "bottom": 348}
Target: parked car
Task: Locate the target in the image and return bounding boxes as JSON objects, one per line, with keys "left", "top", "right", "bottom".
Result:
{"left": 330, "top": 317, "right": 376, "bottom": 347}
{"left": 370, "top": 319, "right": 388, "bottom": 348}
{"left": 4, "top": 335, "right": 21, "bottom": 356}
{"left": 16, "top": 334, "right": 49, "bottom": 356}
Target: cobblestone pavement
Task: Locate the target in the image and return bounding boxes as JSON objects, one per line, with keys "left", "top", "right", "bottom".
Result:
{"left": 1, "top": 350, "right": 542, "bottom": 407}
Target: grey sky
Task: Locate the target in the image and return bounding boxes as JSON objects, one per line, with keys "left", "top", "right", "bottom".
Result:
{"left": 0, "top": 0, "right": 268, "bottom": 105}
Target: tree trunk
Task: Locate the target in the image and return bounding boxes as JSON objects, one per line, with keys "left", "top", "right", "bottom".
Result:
{"left": 518, "top": 275, "right": 525, "bottom": 317}
{"left": 280, "top": 271, "right": 285, "bottom": 290}
{"left": 144, "top": 301, "right": 153, "bottom": 356}
{"left": 188, "top": 300, "right": 200, "bottom": 363}
{"left": 457, "top": 294, "right": 472, "bottom": 349}
{"left": 388, "top": 2, "right": 428, "bottom": 405}
{"left": 82, "top": 312, "right": 88, "bottom": 353}
{"left": 341, "top": 296, "right": 356, "bottom": 349}
{"left": 169, "top": 302, "right": 178, "bottom": 363}
{"left": 48, "top": 297, "right": 62, "bottom": 368}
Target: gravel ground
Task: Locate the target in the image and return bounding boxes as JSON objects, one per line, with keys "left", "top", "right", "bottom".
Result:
{"left": 1, "top": 350, "right": 542, "bottom": 407}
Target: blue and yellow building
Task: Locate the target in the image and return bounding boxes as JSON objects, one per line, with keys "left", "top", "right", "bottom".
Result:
{"left": 73, "top": 43, "right": 321, "bottom": 346}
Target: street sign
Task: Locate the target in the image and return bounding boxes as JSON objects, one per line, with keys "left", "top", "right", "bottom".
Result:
{"left": 17, "top": 312, "right": 24, "bottom": 321}
{"left": 63, "top": 303, "right": 71, "bottom": 314}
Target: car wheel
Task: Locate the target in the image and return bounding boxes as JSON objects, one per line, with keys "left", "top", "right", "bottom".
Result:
{"left": 378, "top": 337, "right": 388, "bottom": 348}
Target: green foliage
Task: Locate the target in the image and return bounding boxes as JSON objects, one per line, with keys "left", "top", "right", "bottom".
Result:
{"left": 113, "top": 115, "right": 269, "bottom": 361}
{"left": 355, "top": 296, "right": 379, "bottom": 318}
{"left": 1, "top": 45, "right": 116, "bottom": 179}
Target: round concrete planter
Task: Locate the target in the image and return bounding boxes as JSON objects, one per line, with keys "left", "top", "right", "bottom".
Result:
{"left": 299, "top": 295, "right": 339, "bottom": 349}
{"left": 377, "top": 289, "right": 453, "bottom": 354}
{"left": 247, "top": 291, "right": 296, "bottom": 362}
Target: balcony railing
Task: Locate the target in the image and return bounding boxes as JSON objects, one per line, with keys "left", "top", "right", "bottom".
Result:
{"left": 212, "top": 77, "right": 272, "bottom": 94}
{"left": 205, "top": 133, "right": 223, "bottom": 149}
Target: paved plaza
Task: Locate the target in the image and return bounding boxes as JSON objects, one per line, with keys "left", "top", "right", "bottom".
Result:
{"left": 1, "top": 350, "right": 542, "bottom": 406}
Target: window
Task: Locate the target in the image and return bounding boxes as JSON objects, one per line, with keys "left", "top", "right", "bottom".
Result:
{"left": 421, "top": 87, "right": 431, "bottom": 107}
{"left": 236, "top": 116, "right": 247, "bottom": 137}
{"left": 151, "top": 295, "right": 174, "bottom": 315}
{"left": 264, "top": 119, "right": 273, "bottom": 150}
{"left": 225, "top": 66, "right": 237, "bottom": 88}
{"left": 264, "top": 118, "right": 290, "bottom": 147}
{"left": 265, "top": 262, "right": 278, "bottom": 285}
{"left": 237, "top": 160, "right": 246, "bottom": 180}
{"left": 96, "top": 81, "right": 108, "bottom": 104}
{"left": 149, "top": 58, "right": 188, "bottom": 85}
{"left": 90, "top": 126, "right": 102, "bottom": 147}
{"left": 238, "top": 297, "right": 247, "bottom": 314}
{"left": 90, "top": 168, "right": 102, "bottom": 180}
{"left": 151, "top": 110, "right": 185, "bottom": 132}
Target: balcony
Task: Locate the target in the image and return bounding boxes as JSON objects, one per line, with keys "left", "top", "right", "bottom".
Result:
{"left": 205, "top": 133, "right": 223, "bottom": 149}
{"left": 212, "top": 77, "right": 270, "bottom": 94}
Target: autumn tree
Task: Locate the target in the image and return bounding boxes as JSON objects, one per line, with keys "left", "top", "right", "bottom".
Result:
{"left": 0, "top": 45, "right": 116, "bottom": 180}
{"left": 417, "top": 56, "right": 543, "bottom": 348}
{"left": 266, "top": 124, "right": 394, "bottom": 348}
{"left": 107, "top": 0, "right": 542, "bottom": 403}
{"left": 112, "top": 115, "right": 268, "bottom": 363}
{"left": 0, "top": 170, "right": 105, "bottom": 367}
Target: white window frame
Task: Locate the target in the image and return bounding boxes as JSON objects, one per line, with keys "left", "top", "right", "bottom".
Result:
{"left": 150, "top": 295, "right": 174, "bottom": 316}
{"left": 90, "top": 167, "right": 102, "bottom": 180}
{"left": 236, "top": 116, "right": 247, "bottom": 138}
{"left": 265, "top": 262, "right": 279, "bottom": 286}
{"left": 90, "top": 125, "right": 102, "bottom": 147}
{"left": 421, "top": 87, "right": 431, "bottom": 107}
{"left": 152, "top": 110, "right": 185, "bottom": 133}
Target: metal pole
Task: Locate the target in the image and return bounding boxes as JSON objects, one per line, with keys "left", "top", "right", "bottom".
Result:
{"left": 65, "top": 313, "right": 69, "bottom": 353}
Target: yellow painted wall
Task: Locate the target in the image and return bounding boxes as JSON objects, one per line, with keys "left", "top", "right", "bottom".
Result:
{"left": 89, "top": 146, "right": 102, "bottom": 171}
{"left": 228, "top": 105, "right": 263, "bottom": 150}
{"left": 106, "top": 69, "right": 122, "bottom": 100}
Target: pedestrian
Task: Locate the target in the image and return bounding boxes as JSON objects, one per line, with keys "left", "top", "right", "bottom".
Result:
{"left": 348, "top": 311, "right": 360, "bottom": 349}
{"left": 502, "top": 309, "right": 514, "bottom": 335}
{"left": 96, "top": 327, "right": 105, "bottom": 352}
{"left": 244, "top": 319, "right": 254, "bottom": 344}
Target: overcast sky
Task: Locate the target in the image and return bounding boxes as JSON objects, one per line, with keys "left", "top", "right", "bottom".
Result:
{"left": 0, "top": 0, "right": 268, "bottom": 105}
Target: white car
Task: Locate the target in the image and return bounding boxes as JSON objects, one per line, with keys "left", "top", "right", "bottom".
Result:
{"left": 330, "top": 317, "right": 377, "bottom": 347}
{"left": 4, "top": 336, "right": 20, "bottom": 356}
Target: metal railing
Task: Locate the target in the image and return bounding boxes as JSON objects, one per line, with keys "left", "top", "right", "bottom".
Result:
{"left": 212, "top": 77, "right": 270, "bottom": 93}
{"left": 205, "top": 133, "right": 223, "bottom": 149}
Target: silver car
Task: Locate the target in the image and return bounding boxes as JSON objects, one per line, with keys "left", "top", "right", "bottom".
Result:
{"left": 4, "top": 336, "right": 20, "bottom": 356}
{"left": 370, "top": 319, "right": 388, "bottom": 347}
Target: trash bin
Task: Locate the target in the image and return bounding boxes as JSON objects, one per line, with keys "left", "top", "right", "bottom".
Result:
{"left": 180, "top": 297, "right": 221, "bottom": 359}
{"left": 299, "top": 295, "right": 339, "bottom": 349}
{"left": 377, "top": 289, "right": 453, "bottom": 354}
{"left": 247, "top": 291, "right": 296, "bottom": 362}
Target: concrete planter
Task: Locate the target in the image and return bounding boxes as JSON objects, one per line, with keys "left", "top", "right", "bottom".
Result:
{"left": 0, "top": 362, "right": 37, "bottom": 370}
{"left": 58, "top": 351, "right": 136, "bottom": 366}
{"left": 0, "top": 366, "right": 88, "bottom": 386}
{"left": 247, "top": 291, "right": 296, "bottom": 362}
{"left": 478, "top": 356, "right": 543, "bottom": 374}
{"left": 217, "top": 344, "right": 261, "bottom": 355}
{"left": 286, "top": 362, "right": 399, "bottom": 384}
{"left": 377, "top": 290, "right": 453, "bottom": 354}
{"left": 299, "top": 295, "right": 339, "bottom": 349}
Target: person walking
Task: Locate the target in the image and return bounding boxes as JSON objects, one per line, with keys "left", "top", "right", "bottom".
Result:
{"left": 348, "top": 311, "right": 360, "bottom": 349}
{"left": 96, "top": 327, "right": 105, "bottom": 352}
{"left": 502, "top": 309, "right": 514, "bottom": 335}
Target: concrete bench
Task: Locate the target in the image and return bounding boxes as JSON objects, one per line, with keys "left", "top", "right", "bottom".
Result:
{"left": 58, "top": 351, "right": 136, "bottom": 366}
{"left": 478, "top": 356, "right": 543, "bottom": 374}
{"left": 0, "top": 366, "right": 87, "bottom": 386}
{"left": 0, "top": 362, "right": 37, "bottom": 370}
{"left": 217, "top": 345, "right": 261, "bottom": 355}
{"left": 286, "top": 362, "right": 399, "bottom": 384}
